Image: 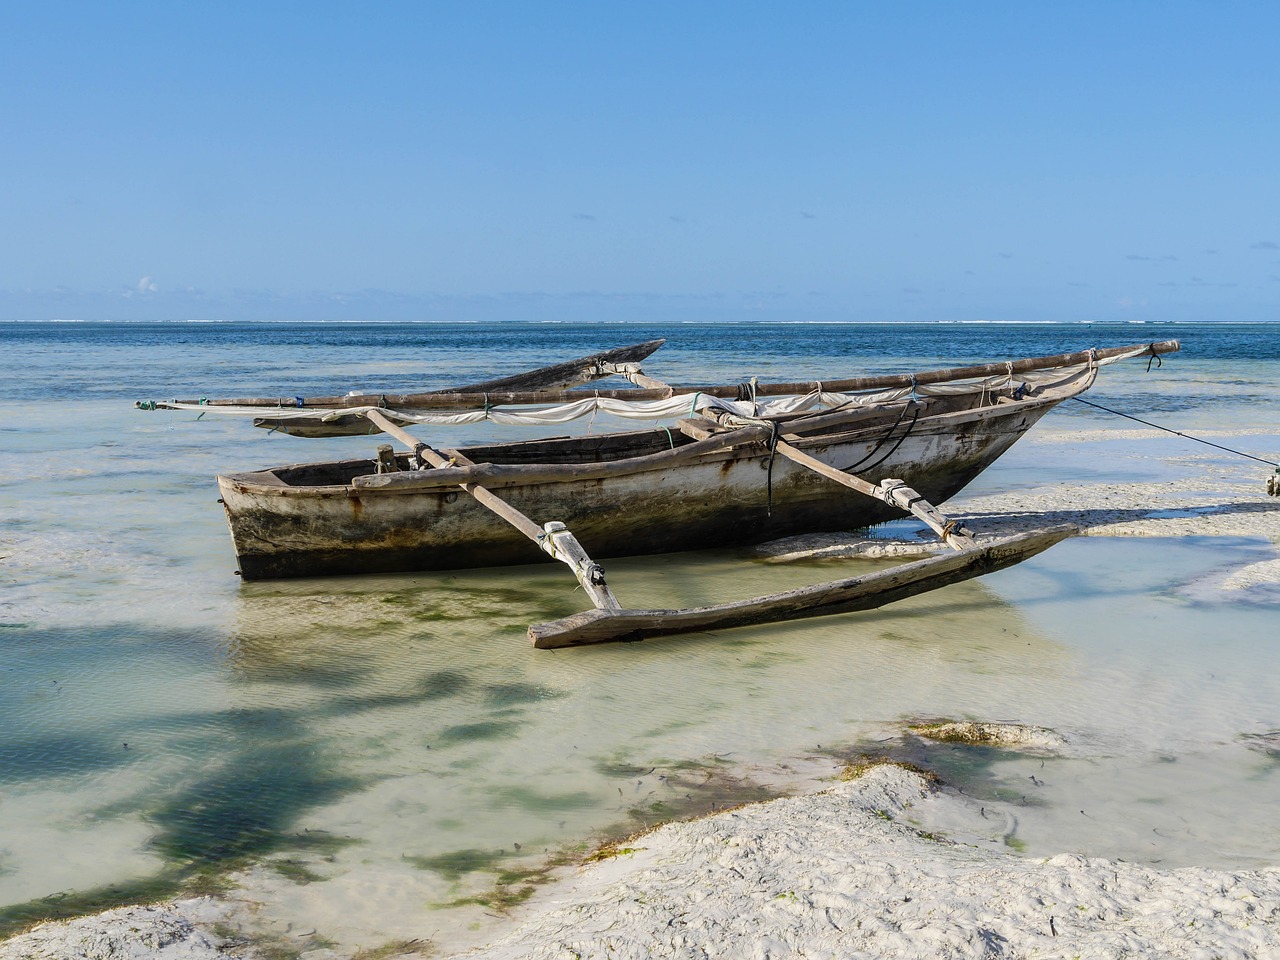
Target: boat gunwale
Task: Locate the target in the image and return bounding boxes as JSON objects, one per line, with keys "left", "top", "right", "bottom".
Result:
{"left": 217, "top": 384, "right": 1078, "bottom": 500}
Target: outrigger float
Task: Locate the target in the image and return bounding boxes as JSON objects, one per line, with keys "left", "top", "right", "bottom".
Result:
{"left": 138, "top": 338, "right": 1180, "bottom": 647}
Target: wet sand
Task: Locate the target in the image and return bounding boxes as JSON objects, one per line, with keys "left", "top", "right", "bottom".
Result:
{"left": 9, "top": 757, "right": 1280, "bottom": 959}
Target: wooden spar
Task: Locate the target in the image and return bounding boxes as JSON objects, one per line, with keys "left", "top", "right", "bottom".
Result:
{"left": 363, "top": 410, "right": 621, "bottom": 611}
{"left": 675, "top": 416, "right": 976, "bottom": 551}
{"left": 147, "top": 340, "right": 1179, "bottom": 411}
{"left": 247, "top": 340, "right": 667, "bottom": 436}
{"left": 184, "top": 339, "right": 1178, "bottom": 411}
{"left": 771, "top": 441, "right": 977, "bottom": 550}
{"left": 598, "top": 361, "right": 673, "bottom": 392}
{"left": 528, "top": 525, "right": 1077, "bottom": 648}
{"left": 351, "top": 422, "right": 775, "bottom": 492}
{"left": 174, "top": 339, "right": 666, "bottom": 410}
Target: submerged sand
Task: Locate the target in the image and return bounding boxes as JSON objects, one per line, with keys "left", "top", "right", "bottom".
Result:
{"left": 6, "top": 425, "right": 1279, "bottom": 959}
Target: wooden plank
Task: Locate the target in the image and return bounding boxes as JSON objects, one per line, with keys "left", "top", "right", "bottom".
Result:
{"left": 528, "top": 525, "right": 1076, "bottom": 648}
{"left": 352, "top": 422, "right": 774, "bottom": 491}
{"left": 364, "top": 410, "right": 621, "bottom": 610}
{"left": 156, "top": 340, "right": 1180, "bottom": 410}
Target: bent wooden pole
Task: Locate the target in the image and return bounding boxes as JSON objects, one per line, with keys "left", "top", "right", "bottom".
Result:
{"left": 528, "top": 525, "right": 1077, "bottom": 648}
{"left": 364, "top": 410, "right": 621, "bottom": 611}
{"left": 770, "top": 439, "right": 977, "bottom": 551}
{"left": 675, "top": 416, "right": 976, "bottom": 552}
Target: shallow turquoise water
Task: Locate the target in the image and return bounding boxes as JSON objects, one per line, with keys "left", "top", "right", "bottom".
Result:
{"left": 1, "top": 321, "right": 1278, "bottom": 949}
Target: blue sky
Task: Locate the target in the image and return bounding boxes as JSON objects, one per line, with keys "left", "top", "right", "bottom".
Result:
{"left": 3, "top": 2, "right": 1278, "bottom": 322}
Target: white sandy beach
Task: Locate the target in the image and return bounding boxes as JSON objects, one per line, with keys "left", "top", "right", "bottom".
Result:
{"left": 460, "top": 760, "right": 1280, "bottom": 960}
{"left": 5, "top": 425, "right": 1279, "bottom": 960}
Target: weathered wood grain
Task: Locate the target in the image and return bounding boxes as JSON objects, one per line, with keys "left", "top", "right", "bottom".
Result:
{"left": 364, "top": 410, "right": 622, "bottom": 610}
{"left": 170, "top": 341, "right": 1178, "bottom": 410}
{"left": 528, "top": 526, "right": 1077, "bottom": 647}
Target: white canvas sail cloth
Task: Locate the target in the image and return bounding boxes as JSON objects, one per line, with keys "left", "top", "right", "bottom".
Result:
{"left": 144, "top": 349, "right": 1142, "bottom": 429}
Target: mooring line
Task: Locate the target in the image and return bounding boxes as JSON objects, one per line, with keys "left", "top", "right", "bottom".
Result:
{"left": 1072, "top": 397, "right": 1279, "bottom": 467}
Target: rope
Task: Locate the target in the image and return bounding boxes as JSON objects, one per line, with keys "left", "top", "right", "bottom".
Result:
{"left": 1146, "top": 343, "right": 1162, "bottom": 373}
{"left": 765, "top": 420, "right": 780, "bottom": 517}
{"left": 842, "top": 400, "right": 920, "bottom": 474}
{"left": 1072, "top": 397, "right": 1279, "bottom": 466}
{"left": 660, "top": 425, "right": 675, "bottom": 449}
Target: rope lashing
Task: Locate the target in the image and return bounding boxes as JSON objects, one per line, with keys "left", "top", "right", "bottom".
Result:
{"left": 1072, "top": 398, "right": 1279, "bottom": 467}
{"left": 295, "top": 396, "right": 305, "bottom": 408}
{"left": 1146, "top": 343, "right": 1162, "bottom": 373}
{"left": 411, "top": 442, "right": 431, "bottom": 470}
{"left": 842, "top": 400, "right": 921, "bottom": 475}
{"left": 765, "top": 420, "right": 780, "bottom": 517}
{"left": 1268, "top": 470, "right": 1279, "bottom": 497}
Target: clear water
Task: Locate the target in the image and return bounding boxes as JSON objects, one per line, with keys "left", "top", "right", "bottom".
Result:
{"left": 1, "top": 321, "right": 1278, "bottom": 951}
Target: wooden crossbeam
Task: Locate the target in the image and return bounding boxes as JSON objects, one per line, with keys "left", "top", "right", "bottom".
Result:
{"left": 364, "top": 410, "right": 621, "bottom": 611}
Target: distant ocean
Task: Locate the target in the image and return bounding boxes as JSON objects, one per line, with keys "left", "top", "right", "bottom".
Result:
{"left": 2, "top": 320, "right": 1278, "bottom": 951}
{"left": 4, "top": 318, "right": 1276, "bottom": 435}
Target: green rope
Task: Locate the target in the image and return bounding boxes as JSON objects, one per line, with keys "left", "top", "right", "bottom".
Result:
{"left": 660, "top": 425, "right": 674, "bottom": 449}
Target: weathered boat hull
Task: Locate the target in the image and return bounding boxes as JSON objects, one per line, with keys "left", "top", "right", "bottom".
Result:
{"left": 218, "top": 391, "right": 1066, "bottom": 580}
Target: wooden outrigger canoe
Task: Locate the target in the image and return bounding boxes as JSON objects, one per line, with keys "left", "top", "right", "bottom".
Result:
{"left": 139, "top": 339, "right": 1179, "bottom": 647}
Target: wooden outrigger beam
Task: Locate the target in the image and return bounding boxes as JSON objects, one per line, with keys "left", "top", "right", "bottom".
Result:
{"left": 363, "top": 402, "right": 1076, "bottom": 648}
{"left": 519, "top": 412, "right": 1069, "bottom": 648}
{"left": 363, "top": 409, "right": 622, "bottom": 611}
{"left": 192, "top": 340, "right": 1178, "bottom": 411}
{"left": 677, "top": 416, "right": 978, "bottom": 551}
{"left": 528, "top": 525, "right": 1078, "bottom": 647}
